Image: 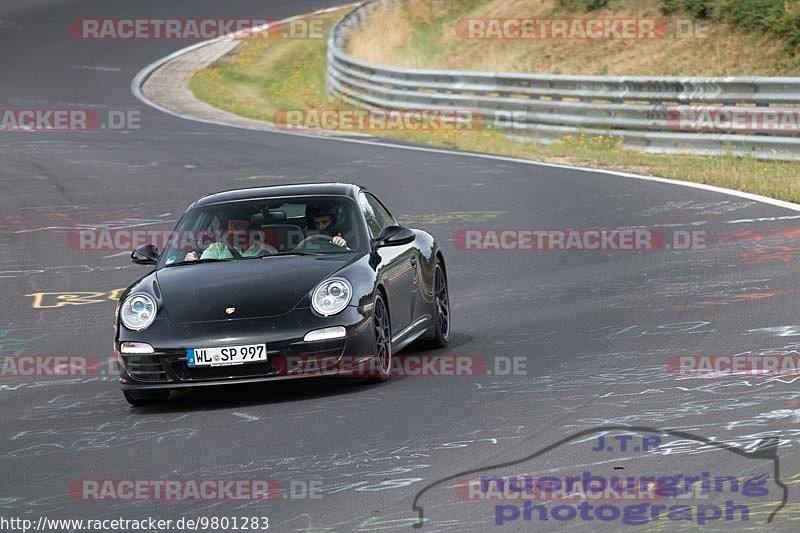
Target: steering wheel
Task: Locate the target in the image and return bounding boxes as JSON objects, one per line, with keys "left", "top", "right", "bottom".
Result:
{"left": 295, "top": 233, "right": 350, "bottom": 251}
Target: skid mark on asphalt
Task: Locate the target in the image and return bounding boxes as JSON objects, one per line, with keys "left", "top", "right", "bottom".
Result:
{"left": 0, "top": 428, "right": 523, "bottom": 515}
{"left": 0, "top": 265, "right": 137, "bottom": 280}
{"left": 233, "top": 174, "right": 299, "bottom": 181}
{"left": 638, "top": 199, "right": 758, "bottom": 218}
{"left": 0, "top": 206, "right": 171, "bottom": 234}
{"left": 745, "top": 326, "right": 800, "bottom": 337}
{"left": 232, "top": 412, "right": 259, "bottom": 422}
{"left": 2, "top": 400, "right": 199, "bottom": 458}
{"left": 72, "top": 65, "right": 122, "bottom": 72}
{"left": 0, "top": 326, "right": 51, "bottom": 356}
{"left": 399, "top": 211, "right": 507, "bottom": 226}
{"left": 671, "top": 288, "right": 800, "bottom": 310}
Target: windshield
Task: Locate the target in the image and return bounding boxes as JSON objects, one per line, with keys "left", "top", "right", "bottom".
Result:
{"left": 157, "top": 195, "right": 365, "bottom": 267}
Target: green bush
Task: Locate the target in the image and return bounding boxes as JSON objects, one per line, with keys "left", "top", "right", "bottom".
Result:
{"left": 774, "top": 12, "right": 800, "bottom": 49}
{"left": 714, "top": 0, "right": 786, "bottom": 29}
{"left": 557, "top": 0, "right": 611, "bottom": 12}
{"left": 682, "top": 0, "right": 714, "bottom": 18}
{"left": 713, "top": 0, "right": 800, "bottom": 52}
{"left": 660, "top": 0, "right": 714, "bottom": 18}
{"left": 568, "top": 0, "right": 800, "bottom": 52}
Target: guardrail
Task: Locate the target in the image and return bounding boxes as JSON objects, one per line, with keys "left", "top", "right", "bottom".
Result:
{"left": 327, "top": 0, "right": 800, "bottom": 160}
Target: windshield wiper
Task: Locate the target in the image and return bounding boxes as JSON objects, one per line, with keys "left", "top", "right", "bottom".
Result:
{"left": 278, "top": 250, "right": 353, "bottom": 256}
{"left": 278, "top": 250, "right": 325, "bottom": 256}
{"left": 232, "top": 251, "right": 321, "bottom": 260}
{"left": 164, "top": 258, "right": 230, "bottom": 267}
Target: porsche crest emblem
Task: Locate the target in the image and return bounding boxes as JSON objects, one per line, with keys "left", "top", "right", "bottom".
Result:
{"left": 225, "top": 307, "right": 236, "bottom": 315}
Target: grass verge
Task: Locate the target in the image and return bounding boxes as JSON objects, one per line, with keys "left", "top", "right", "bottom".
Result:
{"left": 190, "top": 8, "right": 800, "bottom": 203}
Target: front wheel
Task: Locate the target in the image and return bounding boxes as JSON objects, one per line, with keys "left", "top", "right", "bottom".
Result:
{"left": 429, "top": 260, "right": 450, "bottom": 348}
{"left": 367, "top": 292, "right": 392, "bottom": 382}
{"left": 123, "top": 389, "right": 169, "bottom": 406}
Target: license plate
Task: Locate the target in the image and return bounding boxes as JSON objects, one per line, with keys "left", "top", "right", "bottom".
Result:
{"left": 186, "top": 344, "right": 267, "bottom": 367}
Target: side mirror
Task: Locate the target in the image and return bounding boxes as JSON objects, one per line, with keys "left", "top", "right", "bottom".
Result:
{"left": 131, "top": 244, "right": 160, "bottom": 265}
{"left": 375, "top": 226, "right": 415, "bottom": 248}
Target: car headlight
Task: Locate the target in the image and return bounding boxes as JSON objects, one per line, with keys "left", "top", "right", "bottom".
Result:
{"left": 311, "top": 278, "right": 352, "bottom": 316}
{"left": 120, "top": 293, "right": 157, "bottom": 331}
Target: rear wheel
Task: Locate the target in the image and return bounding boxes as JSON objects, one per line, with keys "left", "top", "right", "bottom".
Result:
{"left": 123, "top": 389, "right": 169, "bottom": 406}
{"left": 367, "top": 292, "right": 392, "bottom": 382}
{"left": 429, "top": 261, "right": 450, "bottom": 348}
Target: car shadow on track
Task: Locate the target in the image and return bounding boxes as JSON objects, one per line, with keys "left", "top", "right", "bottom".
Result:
{"left": 129, "top": 378, "right": 373, "bottom": 414}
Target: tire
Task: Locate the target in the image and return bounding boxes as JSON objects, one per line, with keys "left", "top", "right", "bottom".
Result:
{"left": 123, "top": 389, "right": 170, "bottom": 406}
{"left": 367, "top": 291, "right": 392, "bottom": 382}
{"left": 429, "top": 260, "right": 450, "bottom": 348}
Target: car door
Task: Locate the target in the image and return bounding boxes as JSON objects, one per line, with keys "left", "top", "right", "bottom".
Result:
{"left": 359, "top": 192, "right": 416, "bottom": 334}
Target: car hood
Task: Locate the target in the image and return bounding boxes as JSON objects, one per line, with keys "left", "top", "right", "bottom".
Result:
{"left": 155, "top": 254, "right": 355, "bottom": 323}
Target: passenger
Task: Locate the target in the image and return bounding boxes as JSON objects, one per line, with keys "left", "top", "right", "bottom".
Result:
{"left": 183, "top": 216, "right": 276, "bottom": 261}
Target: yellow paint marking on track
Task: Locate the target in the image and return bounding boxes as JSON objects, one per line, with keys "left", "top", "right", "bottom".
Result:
{"left": 27, "top": 289, "right": 125, "bottom": 309}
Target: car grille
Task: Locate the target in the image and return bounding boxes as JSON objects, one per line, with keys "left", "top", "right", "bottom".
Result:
{"left": 122, "top": 355, "right": 169, "bottom": 382}
{"left": 279, "top": 339, "right": 346, "bottom": 357}
{"left": 271, "top": 339, "right": 348, "bottom": 375}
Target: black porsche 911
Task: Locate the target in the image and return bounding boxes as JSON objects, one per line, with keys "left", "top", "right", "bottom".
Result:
{"left": 115, "top": 183, "right": 450, "bottom": 405}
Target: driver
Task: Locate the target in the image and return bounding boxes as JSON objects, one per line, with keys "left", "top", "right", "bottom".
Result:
{"left": 184, "top": 214, "right": 277, "bottom": 261}
{"left": 305, "top": 203, "right": 348, "bottom": 248}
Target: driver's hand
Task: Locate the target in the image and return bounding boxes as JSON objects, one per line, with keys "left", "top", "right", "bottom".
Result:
{"left": 332, "top": 235, "right": 347, "bottom": 247}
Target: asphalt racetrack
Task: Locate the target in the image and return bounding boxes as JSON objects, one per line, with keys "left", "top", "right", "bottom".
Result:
{"left": 1, "top": 1, "right": 800, "bottom": 531}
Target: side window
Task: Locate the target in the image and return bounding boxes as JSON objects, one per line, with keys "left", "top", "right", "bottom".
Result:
{"left": 366, "top": 194, "right": 396, "bottom": 228}
{"left": 359, "top": 192, "right": 381, "bottom": 237}
{"left": 359, "top": 192, "right": 395, "bottom": 237}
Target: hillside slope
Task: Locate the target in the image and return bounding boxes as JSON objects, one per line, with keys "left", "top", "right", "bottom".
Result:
{"left": 347, "top": 0, "right": 800, "bottom": 76}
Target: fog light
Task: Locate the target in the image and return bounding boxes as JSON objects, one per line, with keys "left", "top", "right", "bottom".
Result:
{"left": 120, "top": 342, "right": 155, "bottom": 354}
{"left": 303, "top": 326, "right": 346, "bottom": 342}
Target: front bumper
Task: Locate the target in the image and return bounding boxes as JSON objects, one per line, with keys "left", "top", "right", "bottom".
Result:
{"left": 117, "top": 306, "right": 374, "bottom": 390}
